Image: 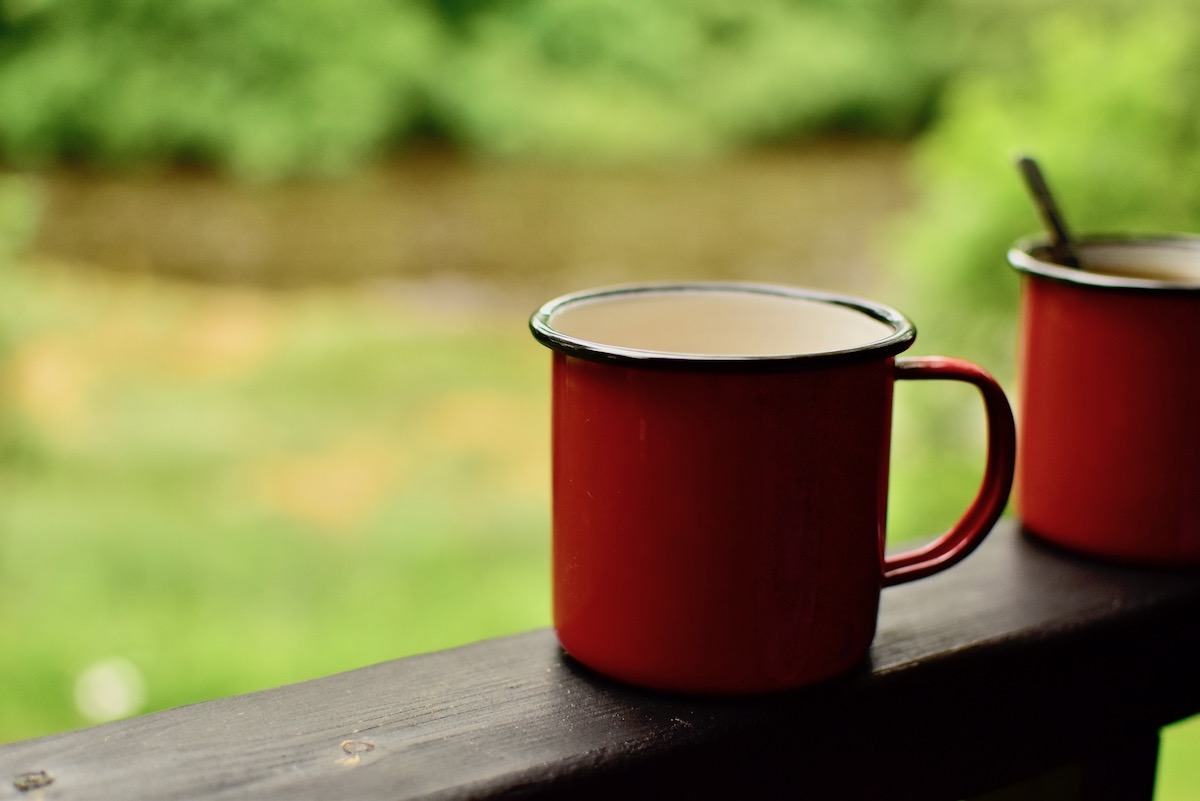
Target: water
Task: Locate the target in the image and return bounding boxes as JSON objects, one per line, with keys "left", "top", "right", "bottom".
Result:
{"left": 29, "top": 140, "right": 913, "bottom": 306}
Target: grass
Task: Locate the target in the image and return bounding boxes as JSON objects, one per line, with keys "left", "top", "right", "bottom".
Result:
{"left": 2, "top": 260, "right": 552, "bottom": 741}
{"left": 2, "top": 260, "right": 1197, "bottom": 800}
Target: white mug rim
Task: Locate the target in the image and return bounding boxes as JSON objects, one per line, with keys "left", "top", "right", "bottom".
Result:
{"left": 529, "top": 281, "right": 917, "bottom": 371}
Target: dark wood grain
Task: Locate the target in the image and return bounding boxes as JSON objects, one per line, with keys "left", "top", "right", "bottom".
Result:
{"left": 3, "top": 521, "right": 1199, "bottom": 800}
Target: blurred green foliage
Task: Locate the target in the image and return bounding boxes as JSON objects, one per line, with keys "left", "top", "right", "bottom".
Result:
{"left": 1, "top": 263, "right": 552, "bottom": 740}
{"left": 0, "top": 172, "right": 38, "bottom": 260}
{"left": 0, "top": 0, "right": 966, "bottom": 177}
{"left": 876, "top": 0, "right": 1200, "bottom": 486}
{"left": 431, "top": 0, "right": 945, "bottom": 161}
{"left": 4, "top": 0, "right": 1196, "bottom": 192}
{"left": 0, "top": 173, "right": 42, "bottom": 467}
{"left": 892, "top": 0, "right": 1200, "bottom": 372}
{"left": 0, "top": 0, "right": 439, "bottom": 178}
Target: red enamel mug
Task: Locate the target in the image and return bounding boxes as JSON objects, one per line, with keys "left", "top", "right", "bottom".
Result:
{"left": 530, "top": 282, "right": 1016, "bottom": 694}
{"left": 1010, "top": 235, "right": 1200, "bottom": 566}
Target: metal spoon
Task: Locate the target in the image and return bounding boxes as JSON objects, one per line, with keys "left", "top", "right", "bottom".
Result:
{"left": 1016, "top": 156, "right": 1086, "bottom": 269}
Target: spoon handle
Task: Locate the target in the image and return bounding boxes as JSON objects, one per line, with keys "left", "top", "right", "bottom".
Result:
{"left": 1017, "top": 156, "right": 1084, "bottom": 269}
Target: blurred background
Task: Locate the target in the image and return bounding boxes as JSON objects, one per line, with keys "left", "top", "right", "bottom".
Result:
{"left": 2, "top": 0, "right": 1199, "bottom": 793}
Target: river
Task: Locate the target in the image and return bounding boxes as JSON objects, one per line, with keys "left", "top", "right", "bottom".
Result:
{"left": 29, "top": 139, "right": 915, "bottom": 306}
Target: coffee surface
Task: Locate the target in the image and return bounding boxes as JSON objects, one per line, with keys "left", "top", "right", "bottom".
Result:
{"left": 1078, "top": 243, "right": 1200, "bottom": 284}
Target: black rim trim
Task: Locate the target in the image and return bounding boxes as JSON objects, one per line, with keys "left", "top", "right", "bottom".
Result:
{"left": 529, "top": 282, "right": 916, "bottom": 371}
{"left": 1009, "top": 233, "right": 1200, "bottom": 294}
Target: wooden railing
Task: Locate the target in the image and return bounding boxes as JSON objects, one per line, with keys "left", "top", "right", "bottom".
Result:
{"left": 2, "top": 520, "right": 1199, "bottom": 800}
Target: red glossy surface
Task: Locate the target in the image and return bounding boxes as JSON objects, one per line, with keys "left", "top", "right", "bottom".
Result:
{"left": 549, "top": 351, "right": 1015, "bottom": 694}
{"left": 1017, "top": 275, "right": 1200, "bottom": 565}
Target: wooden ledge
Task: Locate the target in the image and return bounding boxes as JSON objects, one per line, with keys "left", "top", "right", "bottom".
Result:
{"left": 3, "top": 521, "right": 1199, "bottom": 800}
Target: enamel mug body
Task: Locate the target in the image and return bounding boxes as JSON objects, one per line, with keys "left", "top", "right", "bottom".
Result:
{"left": 532, "top": 283, "right": 1016, "bottom": 693}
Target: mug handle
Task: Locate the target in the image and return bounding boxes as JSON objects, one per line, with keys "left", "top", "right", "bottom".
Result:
{"left": 881, "top": 356, "right": 1017, "bottom": 587}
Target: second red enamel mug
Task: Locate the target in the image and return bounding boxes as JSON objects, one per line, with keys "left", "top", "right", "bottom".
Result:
{"left": 1010, "top": 235, "right": 1200, "bottom": 566}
